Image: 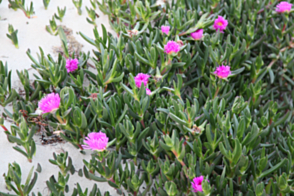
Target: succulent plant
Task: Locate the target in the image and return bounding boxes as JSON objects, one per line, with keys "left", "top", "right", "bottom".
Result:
{"left": 72, "top": 0, "right": 82, "bottom": 15}
{"left": 43, "top": 0, "right": 50, "bottom": 10}
{"left": 8, "top": 0, "right": 35, "bottom": 18}
{"left": 54, "top": 7, "right": 66, "bottom": 22}
{"left": 46, "top": 16, "right": 58, "bottom": 36}
{"left": 2, "top": 0, "right": 294, "bottom": 195}
{"left": 6, "top": 24, "right": 19, "bottom": 48}
{"left": 0, "top": 162, "right": 39, "bottom": 196}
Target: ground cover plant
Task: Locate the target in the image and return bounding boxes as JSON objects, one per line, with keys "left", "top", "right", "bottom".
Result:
{"left": 1, "top": 0, "right": 294, "bottom": 195}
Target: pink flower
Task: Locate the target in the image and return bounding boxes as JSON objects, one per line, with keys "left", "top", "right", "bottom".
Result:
{"left": 38, "top": 93, "right": 60, "bottom": 113}
{"left": 161, "top": 26, "right": 170, "bottom": 35}
{"left": 213, "top": 16, "right": 228, "bottom": 33}
{"left": 214, "top": 65, "right": 231, "bottom": 79}
{"left": 146, "top": 88, "right": 151, "bottom": 95}
{"left": 66, "top": 59, "right": 79, "bottom": 73}
{"left": 276, "top": 2, "right": 292, "bottom": 13}
{"left": 191, "top": 176, "right": 204, "bottom": 192}
{"left": 164, "top": 41, "right": 180, "bottom": 54}
{"left": 191, "top": 29, "right": 203, "bottom": 40}
{"left": 82, "top": 132, "right": 109, "bottom": 151}
{"left": 134, "top": 73, "right": 150, "bottom": 88}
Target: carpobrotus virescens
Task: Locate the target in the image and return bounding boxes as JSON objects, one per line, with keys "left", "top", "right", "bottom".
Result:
{"left": 38, "top": 93, "right": 60, "bottom": 113}
{"left": 82, "top": 132, "right": 109, "bottom": 151}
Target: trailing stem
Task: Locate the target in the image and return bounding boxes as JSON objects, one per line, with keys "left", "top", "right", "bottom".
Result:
{"left": 1, "top": 125, "right": 9, "bottom": 132}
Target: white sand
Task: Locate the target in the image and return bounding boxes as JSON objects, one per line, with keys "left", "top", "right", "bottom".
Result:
{"left": 0, "top": 0, "right": 118, "bottom": 194}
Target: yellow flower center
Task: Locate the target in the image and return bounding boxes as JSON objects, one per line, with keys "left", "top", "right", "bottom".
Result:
{"left": 217, "top": 22, "right": 223, "bottom": 26}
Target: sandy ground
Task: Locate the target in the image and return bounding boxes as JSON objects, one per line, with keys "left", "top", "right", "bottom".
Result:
{"left": 0, "top": 0, "right": 118, "bottom": 195}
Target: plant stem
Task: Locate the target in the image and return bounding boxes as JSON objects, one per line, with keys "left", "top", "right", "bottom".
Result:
{"left": 17, "top": 185, "right": 25, "bottom": 196}
{"left": 77, "top": 144, "right": 84, "bottom": 150}
{"left": 56, "top": 113, "right": 66, "bottom": 124}
{"left": 140, "top": 119, "right": 145, "bottom": 128}
{"left": 161, "top": 56, "right": 172, "bottom": 74}
{"left": 282, "top": 24, "right": 286, "bottom": 33}
{"left": 1, "top": 125, "right": 9, "bottom": 132}
{"left": 214, "top": 79, "right": 222, "bottom": 98}
{"left": 214, "top": 86, "right": 220, "bottom": 98}
{"left": 178, "top": 159, "right": 186, "bottom": 167}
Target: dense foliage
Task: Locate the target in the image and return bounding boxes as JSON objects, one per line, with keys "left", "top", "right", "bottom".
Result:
{"left": 1, "top": 0, "right": 294, "bottom": 195}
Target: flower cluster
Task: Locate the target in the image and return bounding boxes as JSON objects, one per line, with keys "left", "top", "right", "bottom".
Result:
{"left": 66, "top": 59, "right": 79, "bottom": 73}
{"left": 213, "top": 16, "right": 228, "bottom": 33}
{"left": 82, "top": 132, "right": 109, "bottom": 151}
{"left": 134, "top": 73, "right": 150, "bottom": 87}
{"left": 161, "top": 26, "right": 170, "bottom": 35}
{"left": 191, "top": 29, "right": 203, "bottom": 40}
{"left": 191, "top": 176, "right": 204, "bottom": 192}
{"left": 134, "top": 73, "right": 151, "bottom": 95}
{"left": 276, "top": 1, "right": 292, "bottom": 13}
{"left": 38, "top": 93, "right": 60, "bottom": 113}
{"left": 214, "top": 65, "right": 231, "bottom": 79}
{"left": 164, "top": 41, "right": 180, "bottom": 54}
